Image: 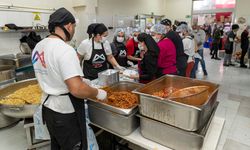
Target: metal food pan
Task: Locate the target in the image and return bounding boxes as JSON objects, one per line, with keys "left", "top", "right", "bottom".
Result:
{"left": 88, "top": 104, "right": 139, "bottom": 136}
{"left": 0, "top": 65, "right": 16, "bottom": 82}
{"left": 87, "top": 81, "right": 142, "bottom": 116}
{"left": 138, "top": 102, "right": 218, "bottom": 150}
{"left": 0, "top": 79, "right": 39, "bottom": 118}
{"left": 98, "top": 69, "right": 119, "bottom": 87}
{"left": 133, "top": 75, "right": 219, "bottom": 131}
{"left": 0, "top": 59, "right": 16, "bottom": 66}
{"left": 0, "top": 53, "right": 32, "bottom": 68}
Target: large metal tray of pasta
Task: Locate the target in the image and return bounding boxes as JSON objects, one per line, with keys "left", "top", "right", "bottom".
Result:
{"left": 133, "top": 75, "right": 219, "bottom": 131}
{"left": 0, "top": 79, "right": 41, "bottom": 118}
{"left": 87, "top": 81, "right": 143, "bottom": 116}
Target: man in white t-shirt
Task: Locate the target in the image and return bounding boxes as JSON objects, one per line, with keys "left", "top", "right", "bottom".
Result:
{"left": 32, "top": 8, "right": 107, "bottom": 150}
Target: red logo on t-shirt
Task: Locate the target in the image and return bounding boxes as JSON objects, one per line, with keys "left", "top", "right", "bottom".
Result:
{"left": 32, "top": 51, "right": 46, "bottom": 68}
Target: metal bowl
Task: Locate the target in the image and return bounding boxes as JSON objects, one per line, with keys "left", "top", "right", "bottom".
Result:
{"left": 0, "top": 113, "right": 20, "bottom": 128}
{"left": 0, "top": 79, "right": 39, "bottom": 118}
{"left": 1, "top": 104, "right": 38, "bottom": 118}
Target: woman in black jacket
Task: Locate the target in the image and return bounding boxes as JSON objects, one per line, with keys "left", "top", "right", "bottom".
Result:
{"left": 128, "top": 33, "right": 160, "bottom": 83}
{"left": 224, "top": 24, "right": 239, "bottom": 66}
{"left": 240, "top": 26, "right": 249, "bottom": 68}
{"left": 211, "top": 28, "right": 221, "bottom": 60}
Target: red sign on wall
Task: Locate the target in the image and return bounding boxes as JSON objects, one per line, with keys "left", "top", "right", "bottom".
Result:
{"left": 212, "top": 0, "right": 235, "bottom": 8}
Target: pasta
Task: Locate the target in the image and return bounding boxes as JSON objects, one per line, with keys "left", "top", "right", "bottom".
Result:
{"left": 98, "top": 88, "right": 139, "bottom": 109}
{"left": 0, "top": 84, "right": 42, "bottom": 106}
{"left": 152, "top": 87, "right": 179, "bottom": 98}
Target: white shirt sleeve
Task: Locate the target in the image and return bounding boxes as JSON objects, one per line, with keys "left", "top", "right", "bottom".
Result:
{"left": 201, "top": 30, "right": 206, "bottom": 43}
{"left": 58, "top": 49, "right": 84, "bottom": 81}
{"left": 229, "top": 38, "right": 234, "bottom": 42}
{"left": 103, "top": 41, "right": 112, "bottom": 55}
{"left": 183, "top": 39, "right": 191, "bottom": 54}
{"left": 77, "top": 39, "right": 92, "bottom": 60}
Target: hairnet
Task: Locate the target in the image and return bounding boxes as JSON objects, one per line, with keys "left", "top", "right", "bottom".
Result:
{"left": 48, "top": 7, "right": 76, "bottom": 41}
{"left": 48, "top": 8, "right": 76, "bottom": 31}
{"left": 150, "top": 24, "right": 166, "bottom": 34}
{"left": 161, "top": 18, "right": 172, "bottom": 26}
{"left": 114, "top": 28, "right": 125, "bottom": 37}
{"left": 176, "top": 24, "right": 192, "bottom": 33}
{"left": 132, "top": 28, "right": 141, "bottom": 33}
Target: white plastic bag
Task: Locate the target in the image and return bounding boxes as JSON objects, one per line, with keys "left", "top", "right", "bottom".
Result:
{"left": 33, "top": 105, "right": 50, "bottom": 140}
{"left": 85, "top": 103, "right": 99, "bottom": 150}
{"left": 86, "top": 119, "right": 99, "bottom": 150}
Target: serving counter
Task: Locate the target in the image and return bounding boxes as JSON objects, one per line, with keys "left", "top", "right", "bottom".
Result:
{"left": 0, "top": 70, "right": 224, "bottom": 150}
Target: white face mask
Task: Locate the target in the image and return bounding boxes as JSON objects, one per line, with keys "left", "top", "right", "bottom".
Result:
{"left": 100, "top": 36, "right": 107, "bottom": 43}
{"left": 194, "top": 29, "right": 198, "bottom": 33}
{"left": 153, "top": 36, "right": 160, "bottom": 43}
{"left": 133, "top": 36, "right": 138, "bottom": 42}
{"left": 117, "top": 37, "right": 125, "bottom": 43}
{"left": 179, "top": 33, "right": 184, "bottom": 39}
{"left": 146, "top": 29, "right": 150, "bottom": 34}
{"left": 138, "top": 43, "right": 144, "bottom": 51}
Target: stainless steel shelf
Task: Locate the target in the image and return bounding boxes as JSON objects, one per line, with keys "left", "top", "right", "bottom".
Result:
{"left": 0, "top": 29, "right": 49, "bottom": 33}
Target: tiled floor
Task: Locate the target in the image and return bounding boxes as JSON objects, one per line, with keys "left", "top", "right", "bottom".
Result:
{"left": 0, "top": 49, "right": 250, "bottom": 150}
{"left": 197, "top": 49, "right": 250, "bottom": 150}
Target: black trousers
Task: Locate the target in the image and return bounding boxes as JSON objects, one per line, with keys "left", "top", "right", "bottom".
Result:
{"left": 177, "top": 67, "right": 186, "bottom": 77}
{"left": 43, "top": 107, "right": 82, "bottom": 150}
{"left": 240, "top": 48, "right": 248, "bottom": 65}
{"left": 212, "top": 44, "right": 219, "bottom": 58}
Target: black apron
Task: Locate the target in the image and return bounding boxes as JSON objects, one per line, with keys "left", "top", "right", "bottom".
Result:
{"left": 115, "top": 43, "right": 128, "bottom": 67}
{"left": 42, "top": 94, "right": 87, "bottom": 150}
{"left": 42, "top": 33, "right": 88, "bottom": 150}
{"left": 83, "top": 38, "right": 108, "bottom": 80}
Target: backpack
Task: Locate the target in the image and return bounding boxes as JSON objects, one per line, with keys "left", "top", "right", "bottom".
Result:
{"left": 20, "top": 31, "right": 42, "bottom": 54}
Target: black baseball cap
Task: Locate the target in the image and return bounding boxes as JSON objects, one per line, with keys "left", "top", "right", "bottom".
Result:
{"left": 48, "top": 7, "right": 76, "bottom": 33}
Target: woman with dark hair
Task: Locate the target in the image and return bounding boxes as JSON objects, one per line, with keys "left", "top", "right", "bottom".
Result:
{"left": 77, "top": 23, "right": 124, "bottom": 80}
{"left": 128, "top": 33, "right": 160, "bottom": 84}
{"left": 211, "top": 27, "right": 221, "bottom": 60}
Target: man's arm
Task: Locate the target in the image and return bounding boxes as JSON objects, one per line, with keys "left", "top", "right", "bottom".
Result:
{"left": 65, "top": 76, "right": 98, "bottom": 99}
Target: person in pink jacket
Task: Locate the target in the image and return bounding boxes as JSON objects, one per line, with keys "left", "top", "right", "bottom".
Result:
{"left": 151, "top": 24, "right": 177, "bottom": 76}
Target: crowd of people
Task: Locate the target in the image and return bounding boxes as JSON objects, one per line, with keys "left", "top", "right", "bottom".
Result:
{"left": 77, "top": 19, "right": 250, "bottom": 85}
{"left": 31, "top": 8, "right": 250, "bottom": 149}
{"left": 78, "top": 19, "right": 217, "bottom": 84}
{"left": 202, "top": 21, "right": 250, "bottom": 68}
